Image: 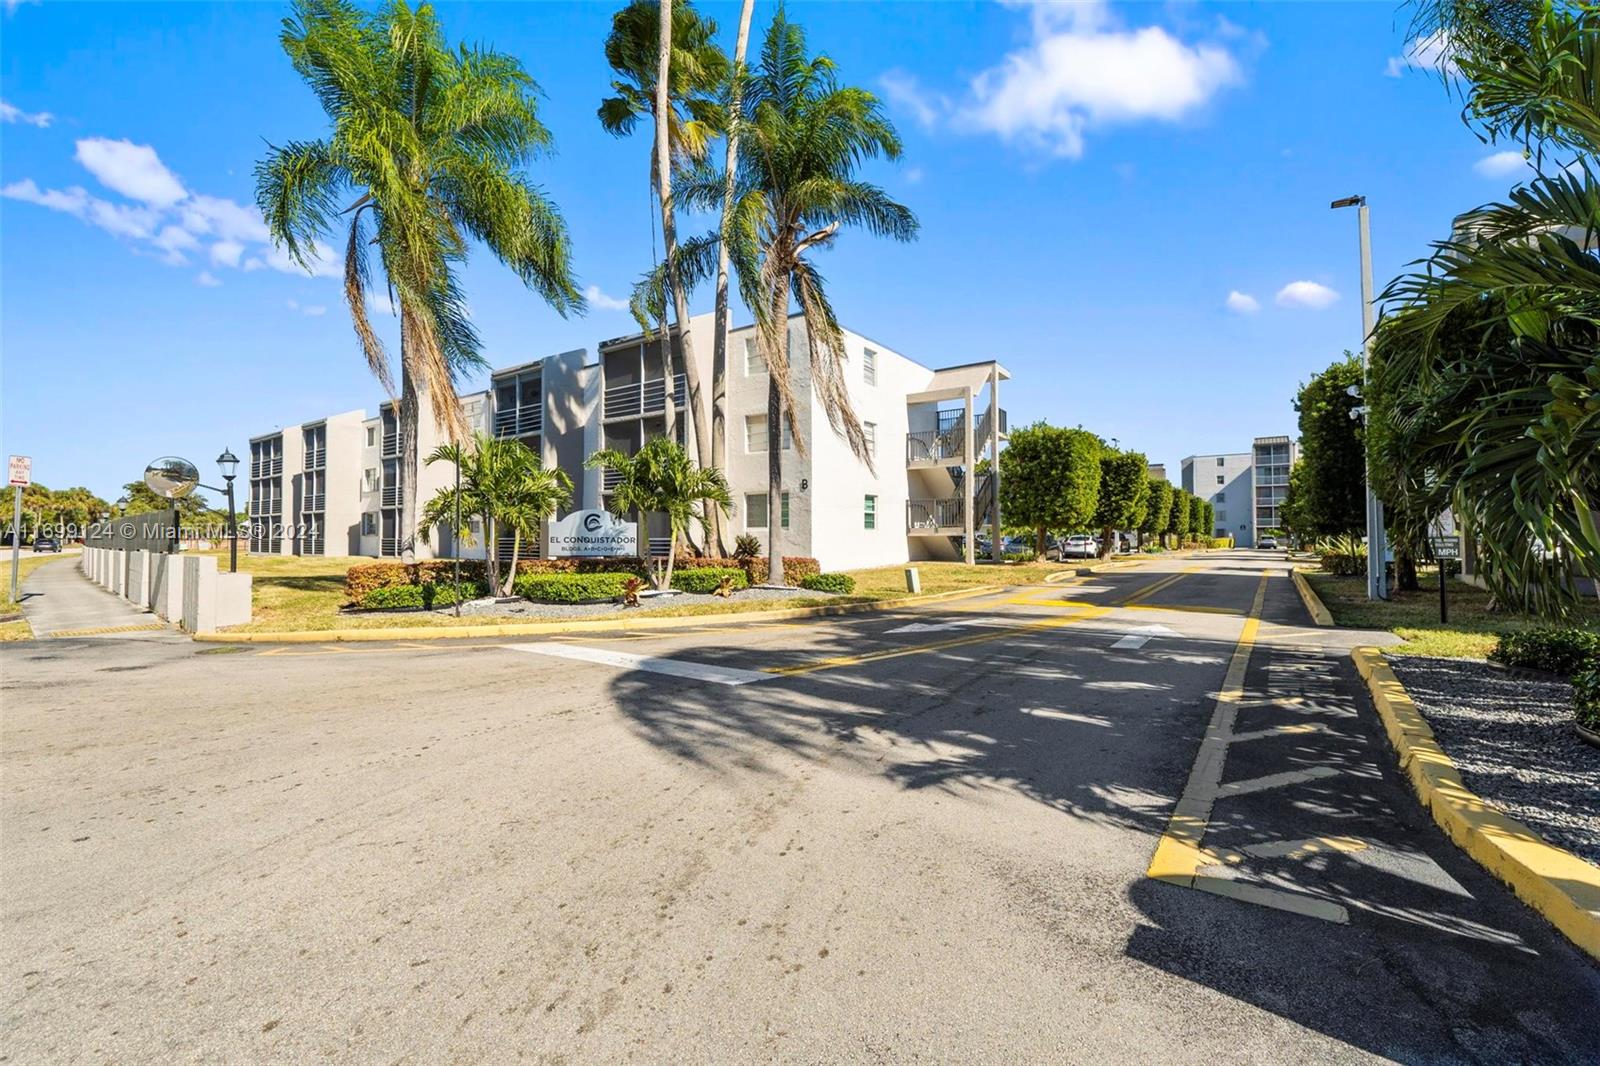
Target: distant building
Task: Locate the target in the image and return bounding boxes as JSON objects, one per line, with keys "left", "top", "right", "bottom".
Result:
{"left": 1251, "top": 436, "right": 1298, "bottom": 541}
{"left": 1147, "top": 463, "right": 1168, "bottom": 483}
{"left": 1181, "top": 451, "right": 1253, "bottom": 546}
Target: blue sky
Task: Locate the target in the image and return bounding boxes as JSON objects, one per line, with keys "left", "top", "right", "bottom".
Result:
{"left": 0, "top": 0, "right": 1533, "bottom": 501}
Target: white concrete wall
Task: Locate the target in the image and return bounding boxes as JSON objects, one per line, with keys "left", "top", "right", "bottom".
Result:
{"left": 80, "top": 546, "right": 250, "bottom": 632}
{"left": 324, "top": 409, "right": 367, "bottom": 556}
{"left": 1182, "top": 452, "right": 1254, "bottom": 546}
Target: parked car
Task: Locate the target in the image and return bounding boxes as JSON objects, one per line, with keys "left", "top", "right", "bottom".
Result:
{"left": 1259, "top": 535, "right": 1278, "bottom": 550}
{"left": 32, "top": 535, "right": 60, "bottom": 552}
{"left": 1060, "top": 534, "right": 1098, "bottom": 559}
{"left": 1001, "top": 535, "right": 1035, "bottom": 557}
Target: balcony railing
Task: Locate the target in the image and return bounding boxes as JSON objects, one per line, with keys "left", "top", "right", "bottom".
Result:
{"left": 601, "top": 468, "right": 625, "bottom": 492}
{"left": 304, "top": 452, "right": 325, "bottom": 471}
{"left": 250, "top": 458, "right": 284, "bottom": 479}
{"left": 381, "top": 433, "right": 399, "bottom": 457}
{"left": 302, "top": 495, "right": 325, "bottom": 513}
{"left": 603, "top": 374, "right": 686, "bottom": 420}
{"left": 906, "top": 430, "right": 965, "bottom": 465}
{"left": 380, "top": 537, "right": 400, "bottom": 557}
{"left": 381, "top": 486, "right": 400, "bottom": 508}
{"left": 494, "top": 405, "right": 542, "bottom": 439}
{"left": 907, "top": 497, "right": 965, "bottom": 532}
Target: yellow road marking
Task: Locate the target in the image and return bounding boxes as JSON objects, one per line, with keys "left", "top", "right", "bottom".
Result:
{"left": 1122, "top": 602, "right": 1244, "bottom": 616}
{"left": 765, "top": 606, "right": 1111, "bottom": 677}
{"left": 47, "top": 622, "right": 167, "bottom": 637}
{"left": 1146, "top": 572, "right": 1268, "bottom": 886}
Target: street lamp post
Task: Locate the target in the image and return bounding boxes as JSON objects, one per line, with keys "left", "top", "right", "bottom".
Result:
{"left": 1331, "top": 195, "right": 1388, "bottom": 601}
{"left": 217, "top": 448, "right": 239, "bottom": 573}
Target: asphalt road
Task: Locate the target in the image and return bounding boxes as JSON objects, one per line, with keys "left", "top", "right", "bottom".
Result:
{"left": 2, "top": 551, "right": 1596, "bottom": 1063}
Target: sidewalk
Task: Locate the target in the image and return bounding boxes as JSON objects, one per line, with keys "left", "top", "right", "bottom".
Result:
{"left": 18, "top": 557, "right": 176, "bottom": 639}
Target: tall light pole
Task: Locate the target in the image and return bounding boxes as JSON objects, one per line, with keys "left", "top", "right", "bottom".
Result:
{"left": 216, "top": 449, "right": 239, "bottom": 573}
{"left": 1331, "top": 195, "right": 1387, "bottom": 600}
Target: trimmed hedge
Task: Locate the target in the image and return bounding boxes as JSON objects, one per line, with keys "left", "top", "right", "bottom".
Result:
{"left": 514, "top": 571, "right": 636, "bottom": 604}
{"left": 670, "top": 567, "right": 748, "bottom": 594}
{"left": 1574, "top": 667, "right": 1600, "bottom": 731}
{"left": 1490, "top": 627, "right": 1600, "bottom": 677}
{"left": 680, "top": 554, "right": 820, "bottom": 586}
{"left": 360, "top": 580, "right": 484, "bottom": 610}
{"left": 346, "top": 557, "right": 642, "bottom": 602}
{"left": 799, "top": 572, "right": 855, "bottom": 594}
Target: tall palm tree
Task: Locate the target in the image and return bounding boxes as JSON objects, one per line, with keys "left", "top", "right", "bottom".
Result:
{"left": 258, "top": 0, "right": 582, "bottom": 563}
{"left": 420, "top": 434, "right": 573, "bottom": 596}
{"left": 599, "top": 0, "right": 727, "bottom": 548}
{"left": 633, "top": 10, "right": 918, "bottom": 584}
{"left": 708, "top": 0, "right": 757, "bottom": 557}
{"left": 586, "top": 437, "right": 731, "bottom": 590}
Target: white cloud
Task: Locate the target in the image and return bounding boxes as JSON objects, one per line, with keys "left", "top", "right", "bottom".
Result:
{"left": 73, "top": 137, "right": 187, "bottom": 207}
{"left": 904, "top": 166, "right": 925, "bottom": 184}
{"left": 584, "top": 284, "right": 630, "bottom": 312}
{"left": 0, "top": 99, "right": 52, "bottom": 127}
{"left": 196, "top": 270, "right": 222, "bottom": 287}
{"left": 1, "top": 178, "right": 158, "bottom": 239}
{"left": 880, "top": 70, "right": 946, "bottom": 129}
{"left": 286, "top": 298, "right": 328, "bottom": 317}
{"left": 1386, "top": 29, "right": 1455, "bottom": 78}
{"left": 946, "top": 1, "right": 1245, "bottom": 158}
{"left": 4, "top": 0, "right": 41, "bottom": 14}
{"left": 1276, "top": 280, "right": 1339, "bottom": 310}
{"left": 151, "top": 224, "right": 200, "bottom": 264}
{"left": 1473, "top": 150, "right": 1531, "bottom": 178}
{"left": 180, "top": 193, "right": 269, "bottom": 243}
{"left": 243, "top": 239, "right": 342, "bottom": 279}
{"left": 1225, "top": 290, "right": 1260, "bottom": 314}
{"left": 210, "top": 239, "right": 245, "bottom": 268}
{"left": 366, "top": 289, "right": 398, "bottom": 317}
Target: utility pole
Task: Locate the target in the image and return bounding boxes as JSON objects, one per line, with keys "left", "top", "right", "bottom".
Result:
{"left": 1332, "top": 195, "right": 1387, "bottom": 600}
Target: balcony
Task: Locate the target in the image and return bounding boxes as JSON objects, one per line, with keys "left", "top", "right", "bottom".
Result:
{"left": 381, "top": 432, "right": 399, "bottom": 457}
{"left": 303, "top": 450, "right": 325, "bottom": 471}
{"left": 906, "top": 430, "right": 965, "bottom": 466}
{"left": 601, "top": 468, "right": 625, "bottom": 492}
{"left": 494, "top": 405, "right": 542, "bottom": 439}
{"left": 381, "top": 486, "right": 400, "bottom": 508}
{"left": 603, "top": 374, "right": 686, "bottom": 420}
{"left": 907, "top": 497, "right": 965, "bottom": 533}
{"left": 380, "top": 537, "right": 400, "bottom": 557}
{"left": 302, "top": 495, "right": 325, "bottom": 513}
{"left": 250, "top": 457, "right": 283, "bottom": 479}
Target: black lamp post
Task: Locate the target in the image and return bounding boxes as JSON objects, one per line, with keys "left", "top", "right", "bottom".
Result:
{"left": 217, "top": 448, "right": 239, "bottom": 573}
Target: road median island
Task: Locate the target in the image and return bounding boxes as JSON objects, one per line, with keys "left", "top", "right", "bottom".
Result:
{"left": 1291, "top": 568, "right": 1333, "bottom": 625}
{"left": 1352, "top": 646, "right": 1600, "bottom": 961}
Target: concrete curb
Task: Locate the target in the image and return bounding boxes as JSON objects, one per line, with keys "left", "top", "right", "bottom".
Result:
{"left": 1351, "top": 647, "right": 1600, "bottom": 961}
{"left": 193, "top": 584, "right": 1005, "bottom": 644}
{"left": 1291, "top": 568, "right": 1333, "bottom": 626}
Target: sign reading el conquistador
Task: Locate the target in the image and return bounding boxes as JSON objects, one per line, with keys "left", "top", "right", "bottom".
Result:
{"left": 546, "top": 509, "right": 638, "bottom": 558}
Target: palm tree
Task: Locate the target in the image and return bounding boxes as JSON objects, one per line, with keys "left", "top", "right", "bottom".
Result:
{"left": 585, "top": 437, "right": 731, "bottom": 590}
{"left": 632, "top": 10, "right": 918, "bottom": 584}
{"left": 1380, "top": 2, "right": 1599, "bottom": 611}
{"left": 599, "top": 0, "right": 727, "bottom": 548}
{"left": 420, "top": 434, "right": 572, "bottom": 596}
{"left": 257, "top": 0, "right": 582, "bottom": 564}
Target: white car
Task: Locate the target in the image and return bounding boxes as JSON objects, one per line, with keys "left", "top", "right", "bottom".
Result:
{"left": 1060, "top": 534, "right": 1099, "bottom": 559}
{"left": 1259, "top": 535, "right": 1278, "bottom": 550}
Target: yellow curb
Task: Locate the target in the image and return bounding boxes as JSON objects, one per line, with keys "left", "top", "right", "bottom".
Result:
{"left": 1352, "top": 647, "right": 1600, "bottom": 960}
{"left": 47, "top": 622, "right": 169, "bottom": 637}
{"left": 192, "top": 585, "right": 1006, "bottom": 644}
{"left": 1291, "top": 568, "right": 1333, "bottom": 626}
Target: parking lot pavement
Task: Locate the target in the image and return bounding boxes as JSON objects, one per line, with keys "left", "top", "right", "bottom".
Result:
{"left": 1, "top": 551, "right": 1594, "bottom": 1062}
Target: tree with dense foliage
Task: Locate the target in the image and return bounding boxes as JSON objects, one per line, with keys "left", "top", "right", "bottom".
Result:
{"left": 1379, "top": 2, "right": 1598, "bottom": 611}
{"left": 1, "top": 484, "right": 113, "bottom": 537}
{"left": 633, "top": 11, "right": 917, "bottom": 583}
{"left": 257, "top": 0, "right": 582, "bottom": 563}
{"left": 1167, "top": 488, "right": 1191, "bottom": 547}
{"left": 999, "top": 423, "right": 1101, "bottom": 554}
{"left": 1279, "top": 461, "right": 1310, "bottom": 547}
{"left": 420, "top": 434, "right": 572, "bottom": 596}
{"left": 600, "top": 0, "right": 727, "bottom": 548}
{"left": 1140, "top": 478, "right": 1173, "bottom": 548}
{"left": 1293, "top": 355, "right": 1366, "bottom": 538}
{"left": 587, "top": 437, "right": 731, "bottom": 590}
{"left": 1092, "top": 450, "right": 1150, "bottom": 558}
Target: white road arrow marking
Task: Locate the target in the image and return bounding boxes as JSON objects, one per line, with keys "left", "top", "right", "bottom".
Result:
{"left": 1110, "top": 624, "right": 1178, "bottom": 650}
{"left": 884, "top": 619, "right": 1004, "bottom": 635}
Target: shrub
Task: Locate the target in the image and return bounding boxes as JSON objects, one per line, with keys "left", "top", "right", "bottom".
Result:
{"left": 1490, "top": 627, "right": 1600, "bottom": 676}
{"left": 359, "top": 580, "right": 483, "bottom": 610}
{"left": 799, "top": 572, "right": 855, "bottom": 594}
{"left": 514, "top": 572, "right": 637, "bottom": 604}
{"left": 677, "top": 554, "right": 820, "bottom": 586}
{"left": 1002, "top": 550, "right": 1038, "bottom": 563}
{"left": 1573, "top": 667, "right": 1600, "bottom": 731}
{"left": 1319, "top": 534, "right": 1366, "bottom": 576}
{"left": 670, "top": 567, "right": 749, "bottom": 594}
{"left": 513, "top": 557, "right": 645, "bottom": 577}
{"left": 733, "top": 534, "right": 762, "bottom": 559}
{"left": 345, "top": 560, "right": 488, "bottom": 602}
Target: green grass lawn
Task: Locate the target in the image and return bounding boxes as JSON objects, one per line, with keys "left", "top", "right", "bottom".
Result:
{"left": 1305, "top": 568, "right": 1600, "bottom": 659}
{"left": 206, "top": 551, "right": 1109, "bottom": 633}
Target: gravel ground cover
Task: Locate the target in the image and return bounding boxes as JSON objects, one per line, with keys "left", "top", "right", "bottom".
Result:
{"left": 1388, "top": 656, "right": 1599, "bottom": 867}
{"left": 346, "top": 585, "right": 840, "bottom": 622}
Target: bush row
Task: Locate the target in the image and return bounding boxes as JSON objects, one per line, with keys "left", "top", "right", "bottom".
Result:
{"left": 346, "top": 560, "right": 489, "bottom": 601}
{"left": 799, "top": 572, "right": 855, "bottom": 594}
{"left": 683, "top": 554, "right": 821, "bottom": 586}
{"left": 1574, "top": 668, "right": 1599, "bottom": 731}
{"left": 345, "top": 554, "right": 821, "bottom": 602}
{"left": 513, "top": 572, "right": 638, "bottom": 604}
{"left": 360, "top": 580, "right": 485, "bottom": 610}
{"left": 670, "top": 567, "right": 748, "bottom": 594}
{"left": 1490, "top": 627, "right": 1600, "bottom": 676}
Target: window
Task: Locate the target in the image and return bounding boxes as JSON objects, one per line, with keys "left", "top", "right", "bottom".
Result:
{"left": 781, "top": 418, "right": 792, "bottom": 451}
{"left": 1216, "top": 509, "right": 1227, "bottom": 522}
{"left": 1216, "top": 456, "right": 1225, "bottom": 466}
{"left": 1216, "top": 475, "right": 1225, "bottom": 485}
{"left": 780, "top": 492, "right": 790, "bottom": 529}
{"left": 863, "top": 421, "right": 877, "bottom": 457}
{"left": 745, "top": 493, "right": 768, "bottom": 528}
{"left": 864, "top": 494, "right": 877, "bottom": 529}
{"left": 745, "top": 414, "right": 768, "bottom": 452}
{"left": 863, "top": 348, "right": 877, "bottom": 386}
{"left": 1215, "top": 491, "right": 1225, "bottom": 503}
{"left": 361, "top": 513, "right": 377, "bottom": 536}
{"left": 363, "top": 467, "right": 379, "bottom": 493}
{"left": 744, "top": 336, "right": 764, "bottom": 375}
{"left": 366, "top": 426, "right": 377, "bottom": 447}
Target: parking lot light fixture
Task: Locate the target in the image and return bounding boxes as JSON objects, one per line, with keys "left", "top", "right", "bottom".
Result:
{"left": 216, "top": 448, "right": 239, "bottom": 573}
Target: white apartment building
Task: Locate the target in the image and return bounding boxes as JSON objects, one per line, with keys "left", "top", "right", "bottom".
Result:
{"left": 246, "top": 313, "right": 1008, "bottom": 572}
{"left": 1179, "top": 435, "right": 1301, "bottom": 548}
